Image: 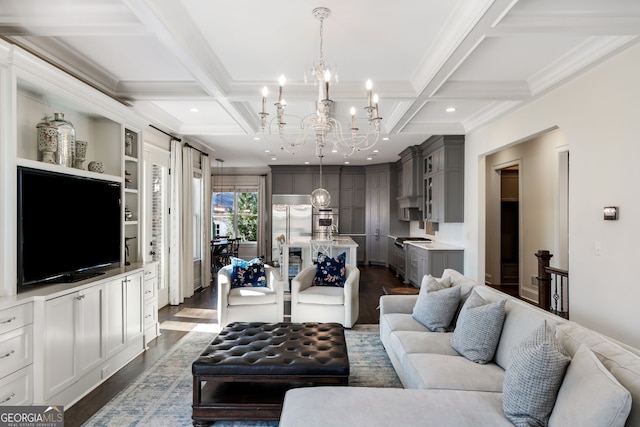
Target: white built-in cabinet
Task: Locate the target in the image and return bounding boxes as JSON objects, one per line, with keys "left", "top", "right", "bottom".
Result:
{"left": 41, "top": 271, "right": 144, "bottom": 406}
{"left": 0, "top": 40, "right": 155, "bottom": 408}
{"left": 0, "top": 303, "right": 34, "bottom": 406}
{"left": 143, "top": 262, "right": 160, "bottom": 347}
{"left": 43, "top": 286, "right": 103, "bottom": 400}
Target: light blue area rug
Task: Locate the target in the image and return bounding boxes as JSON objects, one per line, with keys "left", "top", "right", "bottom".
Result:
{"left": 83, "top": 324, "right": 401, "bottom": 426}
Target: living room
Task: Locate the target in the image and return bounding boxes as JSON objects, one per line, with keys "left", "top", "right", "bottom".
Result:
{"left": 1, "top": 1, "right": 640, "bottom": 425}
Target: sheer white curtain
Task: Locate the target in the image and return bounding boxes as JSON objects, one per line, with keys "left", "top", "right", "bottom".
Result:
{"left": 181, "top": 146, "right": 195, "bottom": 300}
{"left": 200, "top": 154, "right": 212, "bottom": 288}
{"left": 169, "top": 139, "right": 183, "bottom": 305}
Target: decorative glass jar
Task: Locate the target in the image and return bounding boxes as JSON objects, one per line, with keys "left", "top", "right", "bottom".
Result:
{"left": 51, "top": 112, "right": 76, "bottom": 167}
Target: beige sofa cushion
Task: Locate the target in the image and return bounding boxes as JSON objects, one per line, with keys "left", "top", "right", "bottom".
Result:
{"left": 402, "top": 353, "right": 505, "bottom": 392}
{"left": 549, "top": 344, "right": 631, "bottom": 427}
{"left": 281, "top": 387, "right": 514, "bottom": 427}
{"left": 556, "top": 322, "right": 640, "bottom": 427}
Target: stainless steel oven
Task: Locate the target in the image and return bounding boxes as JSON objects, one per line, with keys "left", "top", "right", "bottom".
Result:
{"left": 313, "top": 208, "right": 339, "bottom": 239}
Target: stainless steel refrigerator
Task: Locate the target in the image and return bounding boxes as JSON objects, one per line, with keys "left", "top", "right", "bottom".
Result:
{"left": 271, "top": 194, "right": 313, "bottom": 265}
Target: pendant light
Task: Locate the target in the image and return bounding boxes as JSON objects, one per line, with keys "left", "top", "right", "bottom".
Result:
{"left": 311, "top": 153, "right": 330, "bottom": 208}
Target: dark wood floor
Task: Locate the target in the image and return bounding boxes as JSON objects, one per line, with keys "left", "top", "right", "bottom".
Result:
{"left": 64, "top": 264, "right": 405, "bottom": 427}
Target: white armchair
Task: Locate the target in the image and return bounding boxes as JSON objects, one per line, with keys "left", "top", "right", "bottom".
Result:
{"left": 290, "top": 264, "right": 360, "bottom": 328}
{"left": 217, "top": 264, "right": 284, "bottom": 327}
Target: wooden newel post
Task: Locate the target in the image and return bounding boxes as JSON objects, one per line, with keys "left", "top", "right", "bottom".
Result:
{"left": 535, "top": 250, "right": 553, "bottom": 311}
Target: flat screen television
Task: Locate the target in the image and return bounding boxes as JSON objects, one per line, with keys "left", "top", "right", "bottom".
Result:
{"left": 17, "top": 166, "right": 122, "bottom": 290}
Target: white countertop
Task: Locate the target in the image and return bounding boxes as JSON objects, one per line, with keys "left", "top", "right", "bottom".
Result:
{"left": 282, "top": 236, "right": 359, "bottom": 248}
{"left": 404, "top": 240, "right": 464, "bottom": 250}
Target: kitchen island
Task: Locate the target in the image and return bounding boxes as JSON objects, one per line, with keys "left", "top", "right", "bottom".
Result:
{"left": 278, "top": 236, "right": 359, "bottom": 291}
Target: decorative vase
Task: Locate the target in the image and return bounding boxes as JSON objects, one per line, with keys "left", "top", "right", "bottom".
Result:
{"left": 50, "top": 112, "right": 76, "bottom": 168}
{"left": 37, "top": 118, "right": 57, "bottom": 164}
{"left": 125, "top": 131, "right": 135, "bottom": 157}
{"left": 88, "top": 161, "right": 104, "bottom": 173}
{"left": 75, "top": 140, "right": 88, "bottom": 169}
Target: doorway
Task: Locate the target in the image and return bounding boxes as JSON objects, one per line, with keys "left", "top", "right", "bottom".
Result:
{"left": 144, "top": 147, "right": 170, "bottom": 308}
{"left": 500, "top": 166, "right": 519, "bottom": 285}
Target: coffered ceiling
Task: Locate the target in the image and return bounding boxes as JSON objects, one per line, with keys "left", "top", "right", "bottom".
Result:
{"left": 1, "top": 0, "right": 639, "bottom": 167}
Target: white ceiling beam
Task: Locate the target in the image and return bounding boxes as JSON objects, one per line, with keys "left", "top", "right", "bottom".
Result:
{"left": 491, "top": 13, "right": 640, "bottom": 36}
{"left": 391, "top": 0, "right": 518, "bottom": 134}
{"left": 123, "top": 0, "right": 254, "bottom": 134}
{"left": 434, "top": 81, "right": 531, "bottom": 100}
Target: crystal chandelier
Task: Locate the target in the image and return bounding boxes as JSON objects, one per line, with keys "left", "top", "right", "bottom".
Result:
{"left": 259, "top": 7, "right": 382, "bottom": 158}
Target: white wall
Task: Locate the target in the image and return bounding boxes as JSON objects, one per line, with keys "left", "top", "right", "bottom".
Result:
{"left": 464, "top": 41, "right": 640, "bottom": 348}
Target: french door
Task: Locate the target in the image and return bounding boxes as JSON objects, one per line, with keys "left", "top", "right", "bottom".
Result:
{"left": 144, "top": 147, "right": 170, "bottom": 308}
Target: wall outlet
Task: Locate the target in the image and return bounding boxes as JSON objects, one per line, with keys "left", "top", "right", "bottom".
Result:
{"left": 101, "top": 365, "right": 111, "bottom": 379}
{"left": 531, "top": 275, "right": 538, "bottom": 287}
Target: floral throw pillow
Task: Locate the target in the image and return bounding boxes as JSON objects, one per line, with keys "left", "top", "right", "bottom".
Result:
{"left": 313, "top": 252, "right": 346, "bottom": 287}
{"left": 230, "top": 257, "right": 267, "bottom": 288}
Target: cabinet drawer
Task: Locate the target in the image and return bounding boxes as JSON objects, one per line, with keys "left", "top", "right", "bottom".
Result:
{"left": 0, "top": 365, "right": 32, "bottom": 406}
{"left": 143, "top": 301, "right": 157, "bottom": 328}
{"left": 0, "top": 303, "right": 33, "bottom": 335}
{"left": 0, "top": 325, "right": 33, "bottom": 378}
{"left": 144, "top": 263, "right": 158, "bottom": 280}
{"left": 143, "top": 277, "right": 157, "bottom": 302}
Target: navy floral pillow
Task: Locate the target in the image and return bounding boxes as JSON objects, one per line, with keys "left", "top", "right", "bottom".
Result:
{"left": 230, "top": 257, "right": 267, "bottom": 288}
{"left": 313, "top": 252, "right": 346, "bottom": 287}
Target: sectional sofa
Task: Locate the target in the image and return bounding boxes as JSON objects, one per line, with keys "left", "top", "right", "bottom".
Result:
{"left": 280, "top": 269, "right": 640, "bottom": 426}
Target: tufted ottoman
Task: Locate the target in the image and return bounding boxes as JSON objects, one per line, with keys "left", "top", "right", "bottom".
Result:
{"left": 192, "top": 322, "right": 349, "bottom": 425}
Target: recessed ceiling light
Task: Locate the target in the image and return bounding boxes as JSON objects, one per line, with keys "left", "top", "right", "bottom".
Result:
{"left": 367, "top": 157, "right": 373, "bottom": 161}
{"left": 265, "top": 149, "right": 271, "bottom": 153}
{"left": 304, "top": 161, "right": 310, "bottom": 165}
{"left": 331, "top": 148, "right": 338, "bottom": 153}
{"left": 271, "top": 157, "right": 277, "bottom": 161}
{"left": 382, "top": 137, "right": 390, "bottom": 141}
{"left": 446, "top": 107, "right": 456, "bottom": 113}
{"left": 190, "top": 107, "right": 200, "bottom": 113}
{"left": 344, "top": 161, "right": 350, "bottom": 165}
{"left": 373, "top": 149, "right": 380, "bottom": 153}
{"left": 253, "top": 137, "right": 261, "bottom": 141}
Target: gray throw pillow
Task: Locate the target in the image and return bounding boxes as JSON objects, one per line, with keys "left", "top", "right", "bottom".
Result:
{"left": 450, "top": 290, "right": 506, "bottom": 364}
{"left": 549, "top": 344, "right": 631, "bottom": 427}
{"left": 412, "top": 285, "right": 461, "bottom": 332}
{"left": 420, "top": 274, "right": 451, "bottom": 291}
{"left": 503, "top": 320, "right": 571, "bottom": 427}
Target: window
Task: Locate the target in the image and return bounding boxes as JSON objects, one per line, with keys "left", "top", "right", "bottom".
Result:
{"left": 193, "top": 174, "right": 202, "bottom": 258}
{"left": 212, "top": 189, "right": 258, "bottom": 242}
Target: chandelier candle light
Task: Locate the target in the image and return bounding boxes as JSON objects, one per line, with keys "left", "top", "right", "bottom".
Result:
{"left": 259, "top": 7, "right": 382, "bottom": 157}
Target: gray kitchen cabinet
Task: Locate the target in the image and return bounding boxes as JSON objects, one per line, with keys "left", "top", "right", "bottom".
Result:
{"left": 271, "top": 165, "right": 341, "bottom": 206}
{"left": 397, "top": 145, "right": 422, "bottom": 221}
{"left": 365, "top": 163, "right": 406, "bottom": 265}
{"left": 339, "top": 167, "right": 365, "bottom": 234}
{"left": 406, "top": 244, "right": 464, "bottom": 287}
{"left": 422, "top": 135, "right": 464, "bottom": 223}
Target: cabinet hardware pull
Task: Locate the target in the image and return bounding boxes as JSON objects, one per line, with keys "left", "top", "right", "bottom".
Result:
{"left": 0, "top": 316, "right": 16, "bottom": 324}
{"left": 0, "top": 393, "right": 15, "bottom": 403}
{"left": 76, "top": 294, "right": 85, "bottom": 300}
{"left": 0, "top": 350, "right": 15, "bottom": 359}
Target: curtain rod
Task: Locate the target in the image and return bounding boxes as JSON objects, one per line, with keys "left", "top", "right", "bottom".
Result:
{"left": 148, "top": 125, "right": 209, "bottom": 157}
{"left": 149, "top": 124, "right": 181, "bottom": 142}
{"left": 184, "top": 142, "right": 209, "bottom": 157}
